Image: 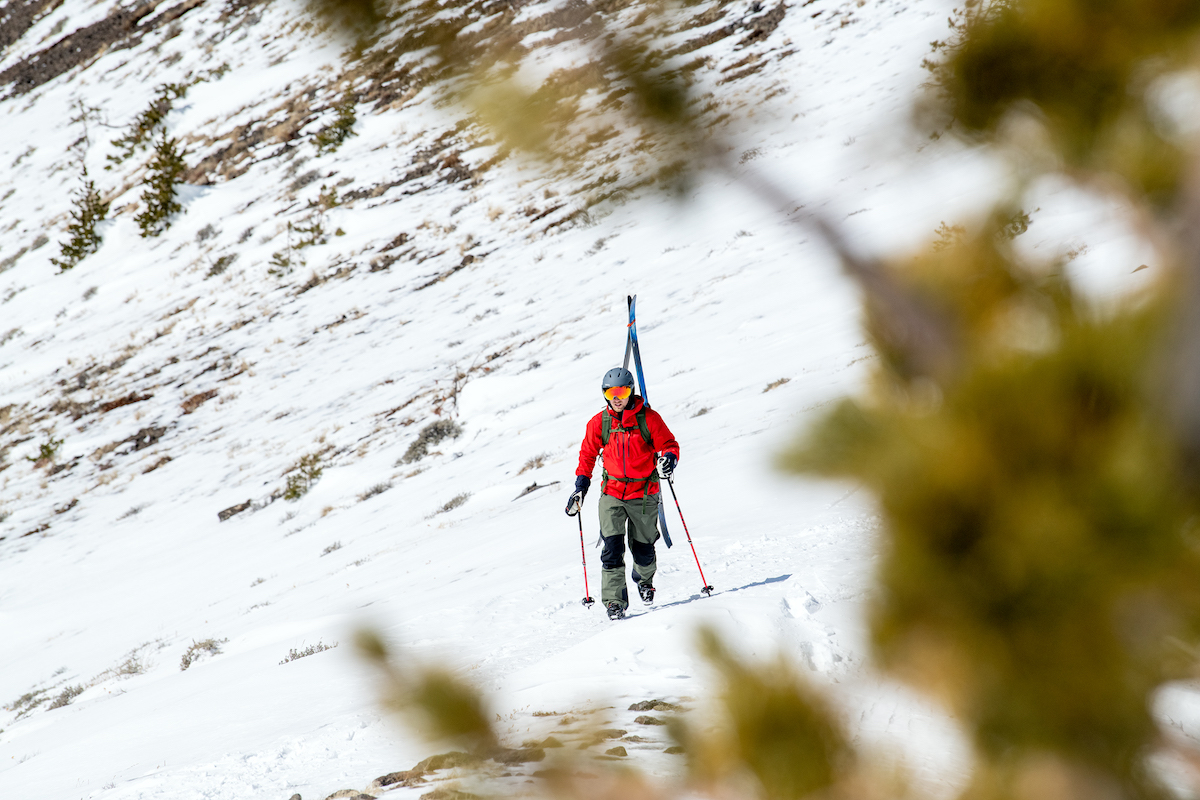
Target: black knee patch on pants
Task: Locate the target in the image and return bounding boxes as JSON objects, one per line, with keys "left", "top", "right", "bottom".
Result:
{"left": 601, "top": 534, "right": 625, "bottom": 569}
{"left": 629, "top": 538, "right": 655, "bottom": 568}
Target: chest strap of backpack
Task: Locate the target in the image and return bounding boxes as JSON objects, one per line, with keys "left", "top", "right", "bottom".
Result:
{"left": 600, "top": 408, "right": 658, "bottom": 513}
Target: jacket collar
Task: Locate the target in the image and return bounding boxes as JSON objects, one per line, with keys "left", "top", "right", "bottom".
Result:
{"left": 608, "top": 395, "right": 644, "bottom": 424}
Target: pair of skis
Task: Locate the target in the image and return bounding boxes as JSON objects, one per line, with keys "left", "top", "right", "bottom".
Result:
{"left": 623, "top": 294, "right": 673, "bottom": 549}
{"left": 577, "top": 295, "right": 713, "bottom": 609}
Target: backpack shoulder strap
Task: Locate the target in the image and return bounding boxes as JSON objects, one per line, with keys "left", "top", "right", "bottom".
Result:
{"left": 635, "top": 407, "right": 653, "bottom": 450}
{"left": 601, "top": 410, "right": 612, "bottom": 446}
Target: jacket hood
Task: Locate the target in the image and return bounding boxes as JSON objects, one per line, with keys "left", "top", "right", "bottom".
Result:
{"left": 607, "top": 395, "right": 645, "bottom": 421}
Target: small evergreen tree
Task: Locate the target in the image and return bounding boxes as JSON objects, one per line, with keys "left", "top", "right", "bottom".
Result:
{"left": 108, "top": 83, "right": 189, "bottom": 167}
{"left": 135, "top": 130, "right": 187, "bottom": 238}
{"left": 50, "top": 168, "right": 109, "bottom": 271}
{"left": 314, "top": 96, "right": 358, "bottom": 155}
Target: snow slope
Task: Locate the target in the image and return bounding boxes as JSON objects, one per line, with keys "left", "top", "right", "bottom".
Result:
{"left": 0, "top": 0, "right": 1157, "bottom": 797}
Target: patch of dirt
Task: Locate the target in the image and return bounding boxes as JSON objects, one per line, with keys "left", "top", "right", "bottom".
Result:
{"left": 142, "top": 455, "right": 172, "bottom": 474}
{"left": 58, "top": 349, "right": 138, "bottom": 394}
{"left": 186, "top": 89, "right": 318, "bottom": 184}
{"left": 342, "top": 130, "right": 475, "bottom": 201}
{"left": 414, "top": 254, "right": 478, "bottom": 291}
{"left": 719, "top": 52, "right": 768, "bottom": 84}
{"left": 93, "top": 425, "right": 170, "bottom": 462}
{"left": 0, "top": 0, "right": 65, "bottom": 53}
{"left": 738, "top": 1, "right": 787, "bottom": 46}
{"left": 667, "top": 0, "right": 786, "bottom": 59}
{"left": 180, "top": 389, "right": 217, "bottom": 414}
{"left": 0, "top": 0, "right": 206, "bottom": 98}
{"left": 99, "top": 392, "right": 153, "bottom": 414}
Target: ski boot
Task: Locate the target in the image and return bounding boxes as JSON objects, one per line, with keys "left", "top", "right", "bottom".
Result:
{"left": 638, "top": 584, "right": 655, "bottom": 605}
{"left": 606, "top": 602, "right": 626, "bottom": 620}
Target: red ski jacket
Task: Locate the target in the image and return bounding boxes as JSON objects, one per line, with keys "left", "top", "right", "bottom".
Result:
{"left": 576, "top": 396, "right": 680, "bottom": 500}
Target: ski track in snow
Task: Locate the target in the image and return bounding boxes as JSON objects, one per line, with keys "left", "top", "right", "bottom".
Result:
{"left": 0, "top": 0, "right": 1163, "bottom": 797}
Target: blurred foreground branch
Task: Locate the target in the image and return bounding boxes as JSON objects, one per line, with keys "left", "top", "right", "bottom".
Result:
{"left": 320, "top": 1, "right": 1200, "bottom": 798}
{"left": 358, "top": 626, "right": 917, "bottom": 800}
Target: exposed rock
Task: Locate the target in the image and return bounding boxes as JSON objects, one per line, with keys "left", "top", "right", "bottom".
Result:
{"left": 128, "top": 426, "right": 167, "bottom": 451}
{"left": 604, "top": 746, "right": 627, "bottom": 757}
{"left": 634, "top": 715, "right": 666, "bottom": 725}
{"left": 594, "top": 728, "right": 627, "bottom": 740}
{"left": 492, "top": 747, "right": 545, "bottom": 765}
{"left": 540, "top": 736, "right": 564, "bottom": 748}
{"left": 414, "top": 751, "right": 482, "bottom": 772}
{"left": 370, "top": 769, "right": 426, "bottom": 788}
{"left": 664, "top": 746, "right": 685, "bottom": 755}
{"left": 217, "top": 500, "right": 252, "bottom": 522}
{"left": 628, "top": 699, "right": 682, "bottom": 712}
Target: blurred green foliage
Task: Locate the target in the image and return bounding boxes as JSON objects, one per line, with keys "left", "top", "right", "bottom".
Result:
{"left": 785, "top": 1, "right": 1200, "bottom": 796}
{"left": 787, "top": 251, "right": 1200, "bottom": 793}
{"left": 928, "top": 0, "right": 1200, "bottom": 205}
{"left": 686, "top": 628, "right": 850, "bottom": 800}
{"left": 336, "top": 0, "right": 1200, "bottom": 797}
{"left": 357, "top": 628, "right": 498, "bottom": 754}
{"left": 358, "top": 626, "right": 877, "bottom": 800}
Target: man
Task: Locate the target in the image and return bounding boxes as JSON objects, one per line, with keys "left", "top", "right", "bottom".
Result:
{"left": 567, "top": 367, "right": 680, "bottom": 620}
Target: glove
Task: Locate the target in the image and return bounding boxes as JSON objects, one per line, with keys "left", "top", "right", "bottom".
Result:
{"left": 657, "top": 453, "right": 677, "bottom": 480}
{"left": 565, "top": 475, "right": 590, "bottom": 516}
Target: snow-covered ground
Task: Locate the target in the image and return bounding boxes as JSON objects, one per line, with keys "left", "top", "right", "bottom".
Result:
{"left": 0, "top": 0, "right": 1164, "bottom": 797}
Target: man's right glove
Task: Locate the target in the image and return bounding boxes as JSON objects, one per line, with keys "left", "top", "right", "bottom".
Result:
{"left": 565, "top": 475, "right": 590, "bottom": 516}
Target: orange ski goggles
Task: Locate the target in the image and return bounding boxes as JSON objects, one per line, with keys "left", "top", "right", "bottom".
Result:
{"left": 603, "top": 384, "right": 633, "bottom": 403}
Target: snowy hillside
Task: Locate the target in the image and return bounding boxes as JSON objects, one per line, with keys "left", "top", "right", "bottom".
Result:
{"left": 0, "top": 0, "right": 1159, "bottom": 797}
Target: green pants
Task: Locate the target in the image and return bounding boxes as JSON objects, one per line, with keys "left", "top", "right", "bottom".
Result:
{"left": 599, "top": 492, "right": 660, "bottom": 610}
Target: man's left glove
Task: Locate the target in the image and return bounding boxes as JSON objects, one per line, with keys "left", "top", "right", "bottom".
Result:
{"left": 565, "top": 475, "right": 590, "bottom": 516}
{"left": 657, "top": 453, "right": 677, "bottom": 480}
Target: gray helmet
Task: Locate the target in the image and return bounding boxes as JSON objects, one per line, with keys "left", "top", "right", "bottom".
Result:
{"left": 602, "top": 367, "right": 635, "bottom": 393}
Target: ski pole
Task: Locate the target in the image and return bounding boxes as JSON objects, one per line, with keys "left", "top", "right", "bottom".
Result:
{"left": 665, "top": 477, "right": 713, "bottom": 596}
{"left": 578, "top": 512, "right": 595, "bottom": 608}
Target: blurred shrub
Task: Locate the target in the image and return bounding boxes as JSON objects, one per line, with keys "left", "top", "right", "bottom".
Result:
{"left": 284, "top": 452, "right": 325, "bottom": 500}
{"left": 358, "top": 627, "right": 878, "bottom": 800}
{"left": 180, "top": 638, "right": 227, "bottom": 671}
{"left": 332, "top": 1, "right": 1200, "bottom": 798}
{"left": 402, "top": 419, "right": 463, "bottom": 464}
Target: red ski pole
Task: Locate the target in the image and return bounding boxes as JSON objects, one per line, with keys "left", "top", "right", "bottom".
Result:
{"left": 578, "top": 513, "right": 595, "bottom": 608}
{"left": 665, "top": 477, "right": 713, "bottom": 596}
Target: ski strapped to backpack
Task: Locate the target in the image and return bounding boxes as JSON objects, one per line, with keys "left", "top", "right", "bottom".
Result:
{"left": 624, "top": 295, "right": 672, "bottom": 547}
{"left": 600, "top": 406, "right": 659, "bottom": 511}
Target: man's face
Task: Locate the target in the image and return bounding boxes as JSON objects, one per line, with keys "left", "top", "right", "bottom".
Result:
{"left": 610, "top": 394, "right": 629, "bottom": 412}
